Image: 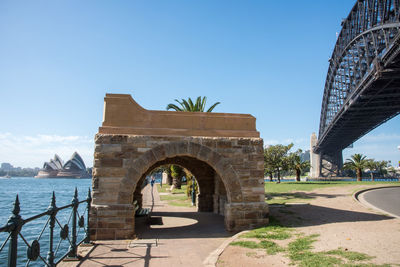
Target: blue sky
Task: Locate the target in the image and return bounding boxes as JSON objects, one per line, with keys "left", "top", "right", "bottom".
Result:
{"left": 0, "top": 0, "right": 399, "bottom": 168}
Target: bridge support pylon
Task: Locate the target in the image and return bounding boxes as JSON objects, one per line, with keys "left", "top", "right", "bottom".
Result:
{"left": 310, "top": 133, "right": 343, "bottom": 178}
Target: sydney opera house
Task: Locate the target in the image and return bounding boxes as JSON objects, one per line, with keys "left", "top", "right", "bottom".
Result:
{"left": 35, "top": 152, "right": 91, "bottom": 179}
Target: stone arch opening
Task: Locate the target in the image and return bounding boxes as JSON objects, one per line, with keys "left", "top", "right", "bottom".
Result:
{"left": 118, "top": 141, "right": 242, "bottom": 203}
{"left": 116, "top": 141, "right": 243, "bottom": 232}
{"left": 131, "top": 156, "right": 230, "bottom": 237}
{"left": 133, "top": 157, "right": 226, "bottom": 213}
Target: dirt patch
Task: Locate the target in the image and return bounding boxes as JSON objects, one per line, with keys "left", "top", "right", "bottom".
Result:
{"left": 218, "top": 185, "right": 400, "bottom": 266}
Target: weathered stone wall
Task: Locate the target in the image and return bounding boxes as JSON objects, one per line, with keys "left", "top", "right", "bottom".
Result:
{"left": 90, "top": 134, "right": 269, "bottom": 240}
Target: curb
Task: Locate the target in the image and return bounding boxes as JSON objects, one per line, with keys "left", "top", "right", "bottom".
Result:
{"left": 353, "top": 186, "right": 400, "bottom": 219}
{"left": 203, "top": 230, "right": 249, "bottom": 267}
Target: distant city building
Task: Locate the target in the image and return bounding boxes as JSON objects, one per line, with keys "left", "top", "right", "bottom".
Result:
{"left": 1, "top": 163, "right": 13, "bottom": 171}
{"left": 35, "top": 152, "right": 90, "bottom": 179}
{"left": 300, "top": 150, "right": 310, "bottom": 162}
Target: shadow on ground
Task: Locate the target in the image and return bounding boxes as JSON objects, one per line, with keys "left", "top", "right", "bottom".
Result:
{"left": 270, "top": 203, "right": 392, "bottom": 227}
{"left": 76, "top": 242, "right": 168, "bottom": 267}
{"left": 265, "top": 192, "right": 347, "bottom": 203}
{"left": 136, "top": 211, "right": 232, "bottom": 240}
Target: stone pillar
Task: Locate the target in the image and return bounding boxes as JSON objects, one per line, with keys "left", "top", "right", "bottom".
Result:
{"left": 224, "top": 202, "right": 269, "bottom": 232}
{"left": 310, "top": 132, "right": 343, "bottom": 178}
{"left": 213, "top": 173, "right": 221, "bottom": 214}
{"left": 320, "top": 151, "right": 343, "bottom": 177}
{"left": 195, "top": 166, "right": 215, "bottom": 212}
{"left": 213, "top": 173, "right": 227, "bottom": 215}
{"left": 198, "top": 194, "right": 214, "bottom": 212}
{"left": 133, "top": 187, "right": 143, "bottom": 209}
{"left": 310, "top": 133, "right": 321, "bottom": 178}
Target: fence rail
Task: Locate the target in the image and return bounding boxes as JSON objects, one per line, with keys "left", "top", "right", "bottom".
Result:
{"left": 0, "top": 188, "right": 91, "bottom": 267}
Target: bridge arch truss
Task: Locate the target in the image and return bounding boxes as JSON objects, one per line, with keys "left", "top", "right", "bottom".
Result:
{"left": 317, "top": 0, "right": 400, "bottom": 154}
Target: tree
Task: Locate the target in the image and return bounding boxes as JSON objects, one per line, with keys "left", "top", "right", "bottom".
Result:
{"left": 166, "top": 96, "right": 221, "bottom": 188}
{"left": 264, "top": 164, "right": 275, "bottom": 182}
{"left": 343, "top": 154, "right": 369, "bottom": 181}
{"left": 376, "top": 160, "right": 390, "bottom": 177}
{"left": 387, "top": 166, "right": 397, "bottom": 177}
{"left": 166, "top": 96, "right": 220, "bottom": 112}
{"left": 185, "top": 169, "right": 198, "bottom": 197}
{"left": 366, "top": 159, "right": 378, "bottom": 181}
{"left": 288, "top": 149, "right": 310, "bottom": 182}
{"left": 264, "top": 143, "right": 293, "bottom": 183}
{"left": 170, "top": 165, "right": 184, "bottom": 189}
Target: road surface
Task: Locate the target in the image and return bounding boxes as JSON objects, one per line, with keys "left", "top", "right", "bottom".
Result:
{"left": 361, "top": 187, "right": 400, "bottom": 218}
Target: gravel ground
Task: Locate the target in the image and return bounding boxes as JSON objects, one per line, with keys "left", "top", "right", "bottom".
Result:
{"left": 218, "top": 184, "right": 400, "bottom": 267}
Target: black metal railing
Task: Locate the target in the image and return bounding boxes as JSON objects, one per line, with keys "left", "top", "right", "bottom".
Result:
{"left": 0, "top": 188, "right": 91, "bottom": 267}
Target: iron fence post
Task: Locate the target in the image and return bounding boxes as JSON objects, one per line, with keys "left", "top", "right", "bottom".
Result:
{"left": 47, "top": 192, "right": 57, "bottom": 267}
{"left": 67, "top": 188, "right": 78, "bottom": 259}
{"left": 84, "top": 188, "right": 91, "bottom": 244}
{"left": 7, "top": 195, "right": 23, "bottom": 267}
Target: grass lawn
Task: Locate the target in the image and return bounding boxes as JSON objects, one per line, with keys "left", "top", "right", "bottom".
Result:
{"left": 157, "top": 184, "right": 187, "bottom": 194}
{"left": 265, "top": 181, "right": 400, "bottom": 205}
{"left": 156, "top": 184, "right": 193, "bottom": 207}
{"left": 230, "top": 216, "right": 391, "bottom": 267}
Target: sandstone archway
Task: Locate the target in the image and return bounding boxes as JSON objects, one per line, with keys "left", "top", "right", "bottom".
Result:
{"left": 90, "top": 94, "right": 269, "bottom": 240}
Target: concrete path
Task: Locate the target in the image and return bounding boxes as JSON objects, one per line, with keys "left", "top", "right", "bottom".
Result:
{"left": 66, "top": 184, "right": 232, "bottom": 266}
{"left": 359, "top": 186, "right": 400, "bottom": 218}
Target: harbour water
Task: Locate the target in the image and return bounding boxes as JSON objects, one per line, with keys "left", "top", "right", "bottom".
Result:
{"left": 0, "top": 177, "right": 91, "bottom": 266}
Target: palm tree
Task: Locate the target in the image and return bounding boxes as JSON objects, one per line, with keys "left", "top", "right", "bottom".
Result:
{"left": 166, "top": 96, "right": 220, "bottom": 188}
{"left": 166, "top": 96, "right": 220, "bottom": 112}
{"left": 344, "top": 154, "right": 369, "bottom": 181}
{"left": 170, "top": 165, "right": 184, "bottom": 189}
{"left": 288, "top": 150, "right": 310, "bottom": 182}
{"left": 366, "top": 159, "right": 378, "bottom": 181}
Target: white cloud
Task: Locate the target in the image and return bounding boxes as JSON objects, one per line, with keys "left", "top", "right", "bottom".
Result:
{"left": 0, "top": 133, "right": 94, "bottom": 168}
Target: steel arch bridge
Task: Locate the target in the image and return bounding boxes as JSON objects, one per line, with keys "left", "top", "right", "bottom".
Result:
{"left": 312, "top": 0, "right": 400, "bottom": 177}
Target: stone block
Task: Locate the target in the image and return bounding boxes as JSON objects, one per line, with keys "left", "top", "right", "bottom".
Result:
{"left": 203, "top": 140, "right": 216, "bottom": 148}
{"left": 243, "top": 194, "right": 262, "bottom": 202}
{"left": 250, "top": 169, "right": 264, "bottom": 178}
{"left": 130, "top": 157, "right": 148, "bottom": 176}
{"left": 250, "top": 139, "right": 263, "bottom": 146}
{"left": 93, "top": 159, "right": 101, "bottom": 168}
{"left": 138, "top": 147, "right": 151, "bottom": 152}
{"left": 237, "top": 139, "right": 250, "bottom": 146}
{"left": 118, "top": 191, "right": 132, "bottom": 204}
{"left": 100, "top": 158, "right": 123, "bottom": 168}
{"left": 94, "top": 144, "right": 102, "bottom": 152}
{"left": 241, "top": 179, "right": 262, "bottom": 187}
{"left": 93, "top": 167, "right": 127, "bottom": 178}
{"left": 122, "top": 144, "right": 138, "bottom": 153}
{"left": 140, "top": 150, "right": 157, "bottom": 167}
{"left": 175, "top": 141, "right": 189, "bottom": 155}
{"left": 110, "top": 135, "right": 128, "bottom": 144}
{"left": 127, "top": 136, "right": 148, "bottom": 147}
{"left": 96, "top": 229, "right": 115, "bottom": 240}
{"left": 100, "top": 144, "right": 122, "bottom": 153}
{"left": 188, "top": 142, "right": 202, "bottom": 157}
{"left": 197, "top": 145, "right": 212, "bottom": 162}
{"left": 217, "top": 140, "right": 232, "bottom": 149}
{"left": 151, "top": 145, "right": 167, "bottom": 161}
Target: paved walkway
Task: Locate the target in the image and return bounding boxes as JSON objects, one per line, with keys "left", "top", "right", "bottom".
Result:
{"left": 64, "top": 184, "right": 232, "bottom": 266}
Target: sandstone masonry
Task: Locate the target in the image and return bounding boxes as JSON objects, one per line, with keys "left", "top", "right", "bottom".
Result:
{"left": 89, "top": 94, "right": 269, "bottom": 240}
